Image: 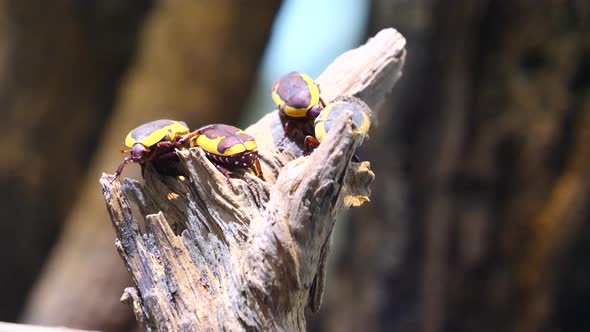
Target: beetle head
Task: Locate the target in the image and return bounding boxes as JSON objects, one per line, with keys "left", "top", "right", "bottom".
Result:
{"left": 131, "top": 143, "right": 149, "bottom": 160}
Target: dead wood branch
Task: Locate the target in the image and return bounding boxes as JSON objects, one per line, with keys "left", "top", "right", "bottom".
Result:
{"left": 100, "top": 28, "right": 406, "bottom": 331}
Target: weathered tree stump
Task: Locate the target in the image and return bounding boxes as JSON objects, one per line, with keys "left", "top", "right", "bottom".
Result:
{"left": 100, "top": 28, "right": 406, "bottom": 331}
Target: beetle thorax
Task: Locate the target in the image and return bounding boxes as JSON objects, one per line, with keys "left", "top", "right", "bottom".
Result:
{"left": 131, "top": 143, "right": 148, "bottom": 160}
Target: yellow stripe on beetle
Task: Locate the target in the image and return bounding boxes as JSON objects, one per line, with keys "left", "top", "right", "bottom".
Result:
{"left": 186, "top": 123, "right": 265, "bottom": 183}
{"left": 271, "top": 72, "right": 321, "bottom": 118}
{"left": 190, "top": 126, "right": 258, "bottom": 157}
{"left": 242, "top": 140, "right": 257, "bottom": 152}
{"left": 314, "top": 103, "right": 332, "bottom": 142}
{"left": 354, "top": 111, "right": 371, "bottom": 138}
{"left": 193, "top": 134, "right": 249, "bottom": 156}
{"left": 125, "top": 120, "right": 189, "bottom": 148}
{"left": 233, "top": 129, "right": 258, "bottom": 151}
{"left": 116, "top": 119, "right": 191, "bottom": 179}
{"left": 314, "top": 97, "right": 372, "bottom": 144}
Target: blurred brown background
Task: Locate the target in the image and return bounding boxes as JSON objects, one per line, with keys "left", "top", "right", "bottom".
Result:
{"left": 1, "top": 1, "right": 589, "bottom": 332}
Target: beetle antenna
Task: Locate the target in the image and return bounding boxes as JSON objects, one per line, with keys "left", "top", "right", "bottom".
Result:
{"left": 120, "top": 149, "right": 131, "bottom": 154}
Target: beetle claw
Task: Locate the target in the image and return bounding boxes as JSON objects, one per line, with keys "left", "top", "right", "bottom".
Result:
{"left": 303, "top": 135, "right": 320, "bottom": 155}
{"left": 213, "top": 163, "right": 234, "bottom": 189}
{"left": 251, "top": 159, "right": 265, "bottom": 181}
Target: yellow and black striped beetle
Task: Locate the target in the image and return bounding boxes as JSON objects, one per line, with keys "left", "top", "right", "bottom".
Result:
{"left": 190, "top": 124, "right": 265, "bottom": 183}
{"left": 304, "top": 96, "right": 372, "bottom": 158}
{"left": 271, "top": 72, "right": 326, "bottom": 143}
{"left": 115, "top": 119, "right": 198, "bottom": 179}
{"left": 272, "top": 71, "right": 325, "bottom": 118}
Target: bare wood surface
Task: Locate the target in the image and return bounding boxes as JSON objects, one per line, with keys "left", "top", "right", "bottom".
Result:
{"left": 0, "top": 322, "right": 99, "bottom": 332}
{"left": 100, "top": 28, "right": 406, "bottom": 331}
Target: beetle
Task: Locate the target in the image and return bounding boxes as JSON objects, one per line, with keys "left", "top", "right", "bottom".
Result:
{"left": 271, "top": 72, "right": 326, "bottom": 143}
{"left": 189, "top": 123, "right": 265, "bottom": 183}
{"left": 304, "top": 96, "right": 372, "bottom": 158}
{"left": 272, "top": 71, "right": 325, "bottom": 119}
{"left": 115, "top": 119, "right": 197, "bottom": 179}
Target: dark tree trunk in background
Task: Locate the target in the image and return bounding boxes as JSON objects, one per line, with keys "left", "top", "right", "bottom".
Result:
{"left": 19, "top": 1, "right": 281, "bottom": 331}
{"left": 0, "top": 0, "right": 151, "bottom": 323}
{"left": 311, "top": 1, "right": 590, "bottom": 332}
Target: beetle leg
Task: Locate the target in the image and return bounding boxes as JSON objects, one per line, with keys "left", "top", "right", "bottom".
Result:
{"left": 303, "top": 135, "right": 320, "bottom": 155}
{"left": 194, "top": 124, "right": 218, "bottom": 137}
{"left": 178, "top": 131, "right": 198, "bottom": 145}
{"left": 275, "top": 120, "right": 291, "bottom": 147}
{"left": 114, "top": 156, "right": 137, "bottom": 180}
{"left": 178, "top": 124, "right": 218, "bottom": 146}
{"left": 252, "top": 159, "right": 265, "bottom": 181}
{"left": 319, "top": 97, "right": 326, "bottom": 107}
{"left": 156, "top": 141, "right": 175, "bottom": 149}
{"left": 307, "top": 104, "right": 322, "bottom": 120}
{"left": 214, "top": 164, "right": 234, "bottom": 189}
{"left": 154, "top": 140, "right": 184, "bottom": 153}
